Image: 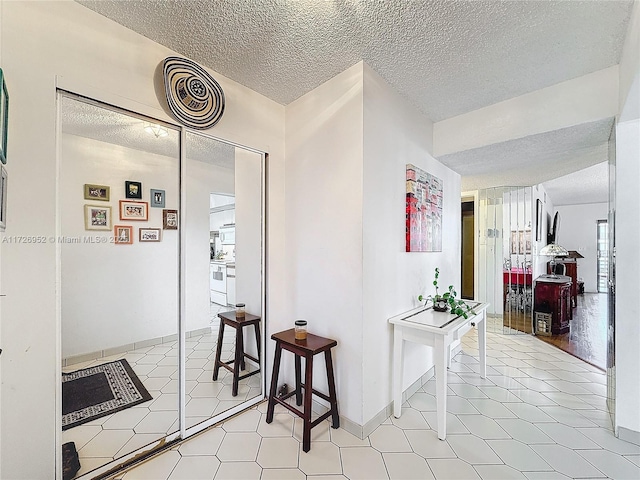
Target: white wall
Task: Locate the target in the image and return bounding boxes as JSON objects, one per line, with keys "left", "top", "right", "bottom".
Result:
{"left": 532, "top": 184, "right": 554, "bottom": 280}
{"left": 619, "top": 0, "right": 640, "bottom": 123}
{"left": 362, "top": 64, "right": 460, "bottom": 425}
{"left": 285, "top": 62, "right": 365, "bottom": 424}
{"left": 60, "top": 134, "right": 180, "bottom": 357}
{"left": 0, "top": 2, "right": 285, "bottom": 478}
{"left": 553, "top": 203, "right": 608, "bottom": 293}
{"left": 615, "top": 0, "right": 640, "bottom": 444}
{"left": 615, "top": 118, "right": 640, "bottom": 442}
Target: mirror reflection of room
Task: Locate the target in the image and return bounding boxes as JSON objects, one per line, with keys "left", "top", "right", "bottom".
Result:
{"left": 60, "top": 95, "right": 180, "bottom": 477}
{"left": 59, "top": 96, "right": 265, "bottom": 479}
{"left": 183, "top": 132, "right": 263, "bottom": 429}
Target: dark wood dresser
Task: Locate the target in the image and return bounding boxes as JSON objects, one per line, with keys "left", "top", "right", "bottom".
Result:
{"left": 534, "top": 275, "right": 572, "bottom": 334}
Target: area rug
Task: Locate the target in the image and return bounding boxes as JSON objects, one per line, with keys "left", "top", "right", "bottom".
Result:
{"left": 62, "top": 358, "right": 152, "bottom": 430}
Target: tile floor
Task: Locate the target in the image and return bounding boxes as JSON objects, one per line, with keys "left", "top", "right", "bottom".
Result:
{"left": 110, "top": 325, "right": 639, "bottom": 480}
{"left": 64, "top": 303, "right": 262, "bottom": 478}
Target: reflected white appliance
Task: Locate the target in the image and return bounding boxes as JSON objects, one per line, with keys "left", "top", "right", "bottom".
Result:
{"left": 220, "top": 224, "right": 235, "bottom": 245}
{"left": 210, "top": 262, "right": 227, "bottom": 305}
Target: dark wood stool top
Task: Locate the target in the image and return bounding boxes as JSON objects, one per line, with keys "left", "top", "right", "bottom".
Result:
{"left": 219, "top": 310, "right": 261, "bottom": 325}
{"left": 271, "top": 329, "right": 337, "bottom": 354}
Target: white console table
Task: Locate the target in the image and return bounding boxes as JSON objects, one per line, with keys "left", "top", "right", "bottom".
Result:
{"left": 389, "top": 302, "right": 489, "bottom": 440}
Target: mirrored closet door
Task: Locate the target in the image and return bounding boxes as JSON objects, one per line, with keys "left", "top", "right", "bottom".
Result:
{"left": 182, "top": 132, "right": 264, "bottom": 431}
{"left": 58, "top": 93, "right": 265, "bottom": 479}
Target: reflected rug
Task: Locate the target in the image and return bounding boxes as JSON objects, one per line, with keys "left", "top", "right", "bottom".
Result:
{"left": 62, "top": 358, "right": 152, "bottom": 430}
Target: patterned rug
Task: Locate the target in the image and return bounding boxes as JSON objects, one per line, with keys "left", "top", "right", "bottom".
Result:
{"left": 62, "top": 358, "right": 152, "bottom": 430}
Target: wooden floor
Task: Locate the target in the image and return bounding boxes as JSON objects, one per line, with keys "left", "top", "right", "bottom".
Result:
{"left": 502, "top": 293, "right": 607, "bottom": 371}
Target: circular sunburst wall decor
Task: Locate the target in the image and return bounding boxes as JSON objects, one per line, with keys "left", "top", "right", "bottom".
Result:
{"left": 162, "top": 56, "right": 225, "bottom": 129}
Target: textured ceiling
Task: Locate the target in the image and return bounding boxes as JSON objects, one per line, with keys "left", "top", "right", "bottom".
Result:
{"left": 542, "top": 162, "right": 610, "bottom": 206}
{"left": 77, "top": 0, "right": 633, "bottom": 122}
{"left": 446, "top": 118, "right": 615, "bottom": 192}
{"left": 75, "top": 0, "right": 632, "bottom": 201}
{"left": 61, "top": 97, "right": 236, "bottom": 168}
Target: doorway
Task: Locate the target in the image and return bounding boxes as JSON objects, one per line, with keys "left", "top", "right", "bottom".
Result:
{"left": 461, "top": 201, "right": 474, "bottom": 300}
{"left": 597, "top": 219, "right": 609, "bottom": 293}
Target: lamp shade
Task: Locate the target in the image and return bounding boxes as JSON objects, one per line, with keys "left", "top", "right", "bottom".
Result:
{"left": 540, "top": 243, "right": 569, "bottom": 257}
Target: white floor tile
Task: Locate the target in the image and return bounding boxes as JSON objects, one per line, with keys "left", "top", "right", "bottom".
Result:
{"left": 134, "top": 411, "right": 178, "bottom": 435}
{"left": 78, "top": 429, "right": 134, "bottom": 458}
{"left": 577, "top": 449, "right": 640, "bottom": 479}
{"left": 537, "top": 405, "right": 597, "bottom": 427}
{"left": 457, "top": 414, "right": 510, "bottom": 439}
{"left": 477, "top": 386, "right": 523, "bottom": 403}
{"left": 257, "top": 413, "right": 295, "bottom": 437}
{"left": 383, "top": 452, "right": 435, "bottom": 480}
{"left": 407, "top": 392, "right": 437, "bottom": 411}
{"left": 427, "top": 458, "right": 481, "bottom": 479}
{"left": 522, "top": 472, "right": 571, "bottom": 480}
{"left": 467, "top": 398, "right": 517, "bottom": 418}
{"left": 390, "top": 407, "right": 430, "bottom": 430}
{"left": 297, "top": 441, "right": 342, "bottom": 475}
{"left": 341, "top": 446, "right": 389, "bottom": 480}
{"left": 446, "top": 434, "right": 502, "bottom": 464}
{"left": 121, "top": 450, "right": 181, "bottom": 479}
{"left": 494, "top": 419, "right": 553, "bottom": 444}
{"left": 486, "top": 439, "right": 552, "bottom": 472}
{"left": 178, "top": 427, "right": 225, "bottom": 456}
{"left": 168, "top": 455, "right": 220, "bottom": 480}
{"left": 502, "top": 403, "right": 555, "bottom": 423}
{"left": 474, "top": 464, "right": 527, "bottom": 479}
{"left": 186, "top": 397, "right": 219, "bottom": 417}
{"left": 329, "top": 427, "right": 370, "bottom": 447}
{"left": 256, "top": 437, "right": 299, "bottom": 468}
{"left": 260, "top": 468, "right": 305, "bottom": 480}
{"left": 530, "top": 444, "right": 605, "bottom": 478}
{"left": 535, "top": 422, "right": 600, "bottom": 449}
{"left": 576, "top": 427, "right": 640, "bottom": 455}
{"left": 216, "top": 432, "right": 261, "bottom": 461}
{"left": 448, "top": 383, "right": 488, "bottom": 399}
{"left": 404, "top": 429, "right": 457, "bottom": 458}
{"left": 446, "top": 396, "right": 480, "bottom": 414}
{"left": 422, "top": 411, "right": 469, "bottom": 434}
{"left": 213, "top": 461, "right": 262, "bottom": 480}
{"left": 369, "top": 424, "right": 412, "bottom": 452}
{"left": 221, "top": 408, "right": 261, "bottom": 432}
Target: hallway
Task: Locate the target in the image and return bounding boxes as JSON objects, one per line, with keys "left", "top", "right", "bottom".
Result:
{"left": 108, "top": 325, "right": 638, "bottom": 480}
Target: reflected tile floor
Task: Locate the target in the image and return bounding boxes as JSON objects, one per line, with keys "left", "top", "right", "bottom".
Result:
{"left": 110, "top": 326, "right": 639, "bottom": 480}
{"left": 64, "top": 303, "right": 261, "bottom": 478}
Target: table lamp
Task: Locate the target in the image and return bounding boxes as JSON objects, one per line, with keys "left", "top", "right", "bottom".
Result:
{"left": 540, "top": 242, "right": 569, "bottom": 278}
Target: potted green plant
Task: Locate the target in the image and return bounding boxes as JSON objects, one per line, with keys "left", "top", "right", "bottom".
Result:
{"left": 418, "top": 267, "right": 476, "bottom": 318}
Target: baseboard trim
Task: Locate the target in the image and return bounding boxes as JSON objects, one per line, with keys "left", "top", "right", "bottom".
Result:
{"left": 330, "top": 366, "right": 437, "bottom": 440}
{"left": 618, "top": 426, "right": 640, "bottom": 446}
{"left": 63, "top": 326, "right": 212, "bottom": 366}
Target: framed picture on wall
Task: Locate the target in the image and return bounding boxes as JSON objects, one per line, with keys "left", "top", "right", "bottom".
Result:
{"left": 119, "top": 200, "right": 148, "bottom": 221}
{"left": 162, "top": 209, "right": 178, "bottom": 230}
{"left": 139, "top": 227, "right": 161, "bottom": 242}
{"left": 150, "top": 189, "right": 165, "bottom": 208}
{"left": 0, "top": 68, "right": 9, "bottom": 165}
{"left": 84, "top": 204, "right": 112, "bottom": 231}
{"left": 84, "top": 183, "right": 110, "bottom": 202}
{"left": 125, "top": 181, "right": 142, "bottom": 199}
{"left": 510, "top": 230, "right": 519, "bottom": 254}
{"left": 0, "top": 165, "right": 7, "bottom": 231}
{"left": 114, "top": 225, "right": 133, "bottom": 244}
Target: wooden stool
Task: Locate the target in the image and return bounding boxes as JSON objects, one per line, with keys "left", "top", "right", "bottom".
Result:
{"left": 212, "top": 311, "right": 261, "bottom": 396}
{"left": 266, "top": 329, "right": 339, "bottom": 452}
